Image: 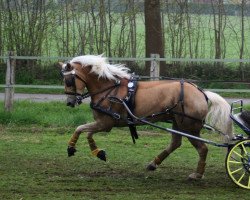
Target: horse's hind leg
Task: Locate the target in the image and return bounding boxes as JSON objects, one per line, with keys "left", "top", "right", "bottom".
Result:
{"left": 187, "top": 137, "right": 208, "bottom": 180}
{"left": 147, "top": 132, "right": 182, "bottom": 171}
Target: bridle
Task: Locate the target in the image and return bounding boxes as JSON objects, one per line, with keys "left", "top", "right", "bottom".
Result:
{"left": 61, "top": 68, "right": 121, "bottom": 104}
{"left": 61, "top": 69, "right": 87, "bottom": 87}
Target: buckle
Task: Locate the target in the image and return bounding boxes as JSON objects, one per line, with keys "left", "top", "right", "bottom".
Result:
{"left": 128, "top": 82, "right": 134, "bottom": 88}
{"left": 115, "top": 80, "right": 121, "bottom": 85}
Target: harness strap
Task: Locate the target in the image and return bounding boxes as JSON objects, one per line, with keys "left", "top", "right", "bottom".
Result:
{"left": 125, "top": 75, "right": 139, "bottom": 144}
{"left": 88, "top": 81, "right": 122, "bottom": 119}
{"left": 171, "top": 110, "right": 204, "bottom": 123}
{"left": 128, "top": 125, "right": 138, "bottom": 144}
{"left": 179, "top": 79, "right": 185, "bottom": 122}
{"left": 142, "top": 103, "right": 203, "bottom": 123}
{"left": 73, "top": 81, "right": 121, "bottom": 102}
{"left": 96, "top": 85, "right": 118, "bottom": 105}
{"left": 186, "top": 81, "right": 209, "bottom": 103}
{"left": 75, "top": 73, "right": 88, "bottom": 85}
{"left": 65, "top": 83, "right": 119, "bottom": 100}
{"left": 90, "top": 103, "right": 121, "bottom": 120}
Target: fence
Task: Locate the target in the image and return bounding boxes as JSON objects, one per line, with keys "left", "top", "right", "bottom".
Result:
{"left": 1, "top": 52, "right": 250, "bottom": 111}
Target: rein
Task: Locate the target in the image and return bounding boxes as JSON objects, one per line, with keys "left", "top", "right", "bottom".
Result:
{"left": 65, "top": 79, "right": 121, "bottom": 107}
{"left": 78, "top": 80, "right": 121, "bottom": 101}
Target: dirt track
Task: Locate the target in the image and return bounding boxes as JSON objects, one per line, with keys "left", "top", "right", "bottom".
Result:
{"left": 0, "top": 93, "right": 249, "bottom": 104}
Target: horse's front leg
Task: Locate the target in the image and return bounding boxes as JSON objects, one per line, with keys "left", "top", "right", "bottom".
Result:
{"left": 67, "top": 121, "right": 111, "bottom": 161}
{"left": 86, "top": 132, "right": 107, "bottom": 161}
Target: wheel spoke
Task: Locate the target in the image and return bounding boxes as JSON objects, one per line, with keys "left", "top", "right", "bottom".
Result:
{"left": 229, "top": 160, "right": 242, "bottom": 164}
{"left": 241, "top": 143, "right": 248, "bottom": 155}
{"left": 232, "top": 150, "right": 243, "bottom": 158}
{"left": 226, "top": 140, "right": 250, "bottom": 189}
{"left": 231, "top": 167, "right": 243, "bottom": 174}
{"left": 237, "top": 172, "right": 245, "bottom": 184}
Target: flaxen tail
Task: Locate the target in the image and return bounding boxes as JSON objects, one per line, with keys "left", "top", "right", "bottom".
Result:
{"left": 204, "top": 91, "right": 233, "bottom": 141}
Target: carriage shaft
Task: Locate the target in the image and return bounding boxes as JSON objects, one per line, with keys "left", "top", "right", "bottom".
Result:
{"left": 122, "top": 101, "right": 228, "bottom": 148}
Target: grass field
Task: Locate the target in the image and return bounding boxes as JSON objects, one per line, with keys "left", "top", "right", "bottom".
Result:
{"left": 1, "top": 101, "right": 250, "bottom": 199}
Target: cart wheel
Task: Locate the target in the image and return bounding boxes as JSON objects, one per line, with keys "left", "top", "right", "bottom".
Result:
{"left": 226, "top": 139, "right": 250, "bottom": 189}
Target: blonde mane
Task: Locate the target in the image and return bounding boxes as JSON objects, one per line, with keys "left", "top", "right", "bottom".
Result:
{"left": 70, "top": 55, "right": 131, "bottom": 81}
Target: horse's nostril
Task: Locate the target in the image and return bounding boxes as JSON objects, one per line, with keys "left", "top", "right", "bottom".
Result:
{"left": 67, "top": 102, "right": 75, "bottom": 108}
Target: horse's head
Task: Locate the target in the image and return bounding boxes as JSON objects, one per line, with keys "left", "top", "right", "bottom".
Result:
{"left": 59, "top": 55, "right": 131, "bottom": 107}
{"left": 59, "top": 62, "right": 88, "bottom": 107}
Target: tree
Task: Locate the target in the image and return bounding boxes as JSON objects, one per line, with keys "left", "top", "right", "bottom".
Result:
{"left": 0, "top": 0, "right": 3, "bottom": 57}
{"left": 129, "top": 0, "right": 137, "bottom": 58}
{"left": 4, "top": 0, "right": 53, "bottom": 56}
{"left": 144, "top": 0, "right": 165, "bottom": 75}
{"left": 239, "top": 0, "right": 246, "bottom": 80}
{"left": 211, "top": 0, "right": 226, "bottom": 59}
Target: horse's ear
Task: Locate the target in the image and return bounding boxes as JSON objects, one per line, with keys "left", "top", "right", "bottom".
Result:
{"left": 58, "top": 62, "right": 72, "bottom": 71}
{"left": 58, "top": 62, "right": 64, "bottom": 69}
{"left": 65, "top": 63, "right": 72, "bottom": 71}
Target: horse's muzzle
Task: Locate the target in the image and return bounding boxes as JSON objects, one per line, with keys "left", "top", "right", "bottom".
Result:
{"left": 66, "top": 95, "right": 76, "bottom": 108}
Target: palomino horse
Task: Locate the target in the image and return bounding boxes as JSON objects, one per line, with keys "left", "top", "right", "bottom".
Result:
{"left": 59, "top": 55, "right": 233, "bottom": 180}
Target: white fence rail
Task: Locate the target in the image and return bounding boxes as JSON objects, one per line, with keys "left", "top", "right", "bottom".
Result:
{"left": 0, "top": 84, "right": 64, "bottom": 89}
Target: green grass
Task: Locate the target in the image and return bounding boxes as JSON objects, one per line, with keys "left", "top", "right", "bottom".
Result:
{"left": 1, "top": 125, "right": 249, "bottom": 199}
{"left": 1, "top": 101, "right": 250, "bottom": 199}
{"left": 0, "top": 101, "right": 93, "bottom": 127}
{"left": 6, "top": 88, "right": 64, "bottom": 94}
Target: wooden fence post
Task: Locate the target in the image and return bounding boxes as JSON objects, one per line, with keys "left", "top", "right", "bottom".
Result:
{"left": 150, "top": 54, "right": 160, "bottom": 80}
{"left": 4, "top": 51, "right": 15, "bottom": 112}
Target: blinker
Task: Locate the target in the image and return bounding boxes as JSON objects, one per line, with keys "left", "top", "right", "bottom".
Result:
{"left": 65, "top": 74, "right": 76, "bottom": 87}
{"left": 60, "top": 69, "right": 77, "bottom": 87}
{"left": 61, "top": 69, "right": 76, "bottom": 76}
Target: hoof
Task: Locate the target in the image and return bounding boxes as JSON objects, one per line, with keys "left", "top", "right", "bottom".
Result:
{"left": 146, "top": 162, "right": 157, "bottom": 171}
{"left": 67, "top": 146, "right": 76, "bottom": 157}
{"left": 188, "top": 173, "right": 204, "bottom": 180}
{"left": 97, "top": 150, "right": 106, "bottom": 161}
